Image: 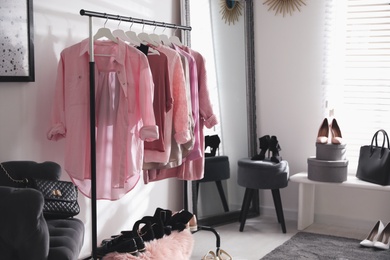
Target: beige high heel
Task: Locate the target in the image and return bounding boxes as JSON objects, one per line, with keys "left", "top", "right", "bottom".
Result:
{"left": 217, "top": 249, "right": 232, "bottom": 260}
{"left": 330, "top": 118, "right": 343, "bottom": 144}
{"left": 317, "top": 118, "right": 329, "bottom": 144}
{"left": 189, "top": 214, "right": 198, "bottom": 232}
{"left": 202, "top": 250, "right": 219, "bottom": 260}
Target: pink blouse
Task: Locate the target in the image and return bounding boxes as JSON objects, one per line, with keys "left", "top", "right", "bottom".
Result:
{"left": 47, "top": 38, "right": 158, "bottom": 200}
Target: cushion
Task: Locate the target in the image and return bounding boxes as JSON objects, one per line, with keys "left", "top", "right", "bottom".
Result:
{"left": 237, "top": 158, "right": 289, "bottom": 189}
{"left": 47, "top": 218, "right": 85, "bottom": 260}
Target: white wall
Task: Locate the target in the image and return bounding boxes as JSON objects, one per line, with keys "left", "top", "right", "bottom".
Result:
{"left": 2, "top": 1, "right": 390, "bottom": 257}
{"left": 0, "top": 0, "right": 184, "bottom": 257}
{"left": 254, "top": 1, "right": 390, "bottom": 229}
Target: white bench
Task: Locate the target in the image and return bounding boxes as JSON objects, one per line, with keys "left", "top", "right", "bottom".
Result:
{"left": 290, "top": 172, "right": 390, "bottom": 230}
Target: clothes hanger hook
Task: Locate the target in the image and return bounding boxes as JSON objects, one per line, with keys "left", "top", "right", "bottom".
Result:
{"left": 153, "top": 22, "right": 157, "bottom": 33}
{"left": 142, "top": 20, "right": 145, "bottom": 32}
{"left": 162, "top": 23, "right": 167, "bottom": 33}
{"left": 103, "top": 15, "right": 109, "bottom": 28}
{"left": 117, "top": 16, "right": 122, "bottom": 28}
{"left": 129, "top": 18, "right": 134, "bottom": 30}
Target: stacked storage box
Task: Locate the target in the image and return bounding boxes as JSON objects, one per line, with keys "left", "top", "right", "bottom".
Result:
{"left": 307, "top": 143, "right": 348, "bottom": 183}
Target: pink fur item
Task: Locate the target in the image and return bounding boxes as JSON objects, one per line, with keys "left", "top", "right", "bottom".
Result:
{"left": 103, "top": 230, "right": 194, "bottom": 260}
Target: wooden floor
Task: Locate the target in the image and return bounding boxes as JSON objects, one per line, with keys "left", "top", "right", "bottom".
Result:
{"left": 190, "top": 216, "right": 367, "bottom": 260}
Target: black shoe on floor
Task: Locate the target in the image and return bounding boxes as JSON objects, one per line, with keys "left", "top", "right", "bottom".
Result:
{"left": 97, "top": 234, "right": 138, "bottom": 257}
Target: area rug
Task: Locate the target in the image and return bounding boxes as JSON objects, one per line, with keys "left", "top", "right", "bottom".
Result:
{"left": 261, "top": 232, "right": 390, "bottom": 260}
{"left": 103, "top": 229, "right": 194, "bottom": 260}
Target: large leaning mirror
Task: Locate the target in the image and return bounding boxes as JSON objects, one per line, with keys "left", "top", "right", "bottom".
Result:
{"left": 183, "top": 0, "right": 258, "bottom": 226}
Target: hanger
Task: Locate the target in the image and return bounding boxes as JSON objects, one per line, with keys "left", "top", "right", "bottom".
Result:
{"left": 138, "top": 21, "right": 160, "bottom": 47}
{"left": 125, "top": 19, "right": 142, "bottom": 46}
{"left": 159, "top": 23, "right": 172, "bottom": 46}
{"left": 169, "top": 26, "right": 183, "bottom": 47}
{"left": 149, "top": 23, "right": 162, "bottom": 45}
{"left": 94, "top": 17, "right": 117, "bottom": 42}
{"left": 112, "top": 17, "right": 133, "bottom": 43}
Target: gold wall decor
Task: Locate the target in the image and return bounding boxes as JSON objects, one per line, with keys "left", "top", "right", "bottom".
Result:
{"left": 263, "top": 0, "right": 306, "bottom": 17}
{"left": 220, "top": 0, "right": 243, "bottom": 25}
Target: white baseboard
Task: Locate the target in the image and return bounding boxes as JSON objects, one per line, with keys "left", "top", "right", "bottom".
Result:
{"left": 260, "top": 206, "right": 375, "bottom": 231}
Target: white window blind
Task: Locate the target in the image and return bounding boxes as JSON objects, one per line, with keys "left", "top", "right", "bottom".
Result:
{"left": 323, "top": 0, "right": 390, "bottom": 173}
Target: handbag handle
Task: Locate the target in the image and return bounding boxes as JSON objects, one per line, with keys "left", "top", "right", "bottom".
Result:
{"left": 370, "top": 129, "right": 390, "bottom": 157}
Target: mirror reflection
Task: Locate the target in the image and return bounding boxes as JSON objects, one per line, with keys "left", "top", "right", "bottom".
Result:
{"left": 187, "top": 0, "right": 256, "bottom": 225}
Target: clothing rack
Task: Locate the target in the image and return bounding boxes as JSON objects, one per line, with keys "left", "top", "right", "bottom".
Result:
{"left": 79, "top": 9, "right": 191, "bottom": 259}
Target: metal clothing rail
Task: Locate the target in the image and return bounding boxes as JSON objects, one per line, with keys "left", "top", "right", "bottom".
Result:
{"left": 80, "top": 9, "right": 192, "bottom": 31}
{"left": 79, "top": 9, "right": 191, "bottom": 259}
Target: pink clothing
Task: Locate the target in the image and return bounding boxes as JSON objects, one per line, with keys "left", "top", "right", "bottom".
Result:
{"left": 47, "top": 38, "right": 158, "bottom": 200}
{"left": 144, "top": 52, "right": 172, "bottom": 152}
{"left": 145, "top": 47, "right": 218, "bottom": 182}
{"left": 143, "top": 45, "right": 191, "bottom": 165}
{"left": 174, "top": 44, "right": 201, "bottom": 161}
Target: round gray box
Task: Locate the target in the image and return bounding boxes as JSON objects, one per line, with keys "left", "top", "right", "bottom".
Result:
{"left": 307, "top": 157, "right": 348, "bottom": 183}
{"left": 316, "top": 143, "right": 346, "bottom": 161}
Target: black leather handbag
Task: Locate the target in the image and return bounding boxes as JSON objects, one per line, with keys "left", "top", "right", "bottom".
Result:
{"left": 0, "top": 163, "right": 80, "bottom": 218}
{"left": 356, "top": 129, "right": 390, "bottom": 186}
{"left": 29, "top": 178, "right": 80, "bottom": 219}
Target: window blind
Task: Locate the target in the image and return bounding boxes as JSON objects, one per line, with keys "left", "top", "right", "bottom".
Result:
{"left": 323, "top": 0, "right": 390, "bottom": 173}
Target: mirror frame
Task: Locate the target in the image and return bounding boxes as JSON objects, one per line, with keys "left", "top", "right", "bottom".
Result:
{"left": 183, "top": 0, "right": 259, "bottom": 226}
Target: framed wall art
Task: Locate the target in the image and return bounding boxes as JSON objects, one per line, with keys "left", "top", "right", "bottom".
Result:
{"left": 0, "top": 0, "right": 35, "bottom": 82}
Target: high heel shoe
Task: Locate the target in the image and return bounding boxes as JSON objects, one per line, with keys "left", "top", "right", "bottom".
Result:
{"left": 202, "top": 250, "right": 217, "bottom": 260}
{"left": 251, "top": 135, "right": 270, "bottom": 161}
{"left": 205, "top": 135, "right": 221, "bottom": 157}
{"left": 330, "top": 118, "right": 343, "bottom": 144}
{"left": 188, "top": 214, "right": 198, "bottom": 232}
{"left": 317, "top": 118, "right": 329, "bottom": 144}
{"left": 374, "top": 222, "right": 390, "bottom": 250}
{"left": 269, "top": 135, "right": 282, "bottom": 163}
{"left": 217, "top": 249, "right": 233, "bottom": 260}
{"left": 360, "top": 220, "right": 385, "bottom": 247}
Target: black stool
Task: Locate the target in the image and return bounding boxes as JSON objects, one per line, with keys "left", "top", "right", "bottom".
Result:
{"left": 196, "top": 156, "right": 230, "bottom": 212}
{"left": 237, "top": 158, "right": 289, "bottom": 233}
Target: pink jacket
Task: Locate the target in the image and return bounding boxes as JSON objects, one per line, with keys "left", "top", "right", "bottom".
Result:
{"left": 47, "top": 38, "right": 158, "bottom": 200}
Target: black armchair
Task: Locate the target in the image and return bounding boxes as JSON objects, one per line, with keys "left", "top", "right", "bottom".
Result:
{"left": 0, "top": 161, "right": 85, "bottom": 260}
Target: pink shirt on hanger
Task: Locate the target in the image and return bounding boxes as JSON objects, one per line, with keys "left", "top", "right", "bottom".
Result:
{"left": 146, "top": 47, "right": 218, "bottom": 182}
{"left": 47, "top": 38, "right": 158, "bottom": 200}
{"left": 143, "top": 45, "right": 191, "bottom": 165}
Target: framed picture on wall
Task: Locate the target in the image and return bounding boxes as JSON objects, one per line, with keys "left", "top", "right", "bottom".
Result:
{"left": 0, "top": 0, "right": 34, "bottom": 82}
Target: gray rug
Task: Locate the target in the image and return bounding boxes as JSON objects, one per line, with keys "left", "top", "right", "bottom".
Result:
{"left": 261, "top": 232, "right": 390, "bottom": 260}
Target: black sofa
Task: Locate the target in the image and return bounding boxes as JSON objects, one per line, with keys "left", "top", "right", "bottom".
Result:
{"left": 0, "top": 161, "right": 85, "bottom": 260}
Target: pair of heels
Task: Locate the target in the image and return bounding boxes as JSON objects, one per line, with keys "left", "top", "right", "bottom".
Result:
{"left": 205, "top": 135, "right": 221, "bottom": 157}
{"left": 202, "top": 249, "right": 232, "bottom": 260}
{"left": 360, "top": 220, "right": 390, "bottom": 250}
{"left": 251, "top": 135, "right": 282, "bottom": 163}
{"left": 317, "top": 118, "right": 343, "bottom": 144}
